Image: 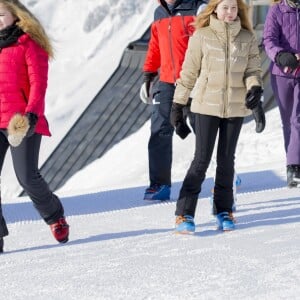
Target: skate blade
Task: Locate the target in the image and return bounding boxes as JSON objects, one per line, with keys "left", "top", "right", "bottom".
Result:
{"left": 222, "top": 228, "right": 235, "bottom": 232}
{"left": 143, "top": 198, "right": 170, "bottom": 202}
{"left": 288, "top": 182, "right": 300, "bottom": 188}
{"left": 58, "top": 237, "right": 69, "bottom": 244}
{"left": 216, "top": 225, "right": 235, "bottom": 232}
{"left": 174, "top": 230, "right": 195, "bottom": 235}
{"left": 217, "top": 228, "right": 235, "bottom": 232}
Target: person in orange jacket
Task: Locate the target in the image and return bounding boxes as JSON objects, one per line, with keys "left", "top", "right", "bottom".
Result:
{"left": 140, "top": 0, "right": 207, "bottom": 201}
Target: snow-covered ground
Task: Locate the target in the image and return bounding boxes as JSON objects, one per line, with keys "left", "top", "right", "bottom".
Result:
{"left": 1, "top": 1, "right": 300, "bottom": 299}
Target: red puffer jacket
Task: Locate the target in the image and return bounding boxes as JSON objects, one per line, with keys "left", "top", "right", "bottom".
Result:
{"left": 143, "top": 0, "right": 203, "bottom": 84}
{"left": 0, "top": 33, "right": 51, "bottom": 136}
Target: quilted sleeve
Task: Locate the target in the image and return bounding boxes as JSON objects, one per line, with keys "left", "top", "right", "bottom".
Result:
{"left": 24, "top": 38, "right": 49, "bottom": 116}
{"left": 263, "top": 5, "right": 285, "bottom": 62}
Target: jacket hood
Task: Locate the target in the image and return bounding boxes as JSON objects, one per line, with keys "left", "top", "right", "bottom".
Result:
{"left": 286, "top": 0, "right": 300, "bottom": 8}
{"left": 279, "top": 0, "right": 299, "bottom": 12}
{"left": 159, "top": 0, "right": 183, "bottom": 13}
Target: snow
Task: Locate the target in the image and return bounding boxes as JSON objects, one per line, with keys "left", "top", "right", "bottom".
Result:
{"left": 1, "top": 1, "right": 300, "bottom": 299}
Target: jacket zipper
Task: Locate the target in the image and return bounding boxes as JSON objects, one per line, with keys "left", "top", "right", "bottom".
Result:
{"left": 297, "top": 8, "right": 299, "bottom": 50}
{"left": 168, "top": 17, "right": 177, "bottom": 84}
{"left": 224, "top": 24, "right": 229, "bottom": 117}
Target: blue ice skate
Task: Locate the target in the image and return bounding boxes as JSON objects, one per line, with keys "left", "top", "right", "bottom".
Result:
{"left": 144, "top": 184, "right": 170, "bottom": 201}
{"left": 216, "top": 212, "right": 235, "bottom": 231}
{"left": 175, "top": 215, "right": 195, "bottom": 234}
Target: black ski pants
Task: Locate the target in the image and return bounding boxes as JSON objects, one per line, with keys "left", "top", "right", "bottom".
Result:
{"left": 148, "top": 81, "right": 175, "bottom": 186}
{"left": 0, "top": 130, "right": 64, "bottom": 238}
{"left": 175, "top": 114, "right": 243, "bottom": 217}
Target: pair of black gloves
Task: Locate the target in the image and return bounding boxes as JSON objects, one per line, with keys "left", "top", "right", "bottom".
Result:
{"left": 143, "top": 70, "right": 265, "bottom": 134}
{"left": 170, "top": 85, "right": 265, "bottom": 135}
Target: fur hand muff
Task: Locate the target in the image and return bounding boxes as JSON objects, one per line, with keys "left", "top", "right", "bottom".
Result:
{"left": 7, "top": 114, "right": 30, "bottom": 147}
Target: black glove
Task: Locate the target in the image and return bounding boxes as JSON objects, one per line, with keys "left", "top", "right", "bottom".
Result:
{"left": 245, "top": 86, "right": 263, "bottom": 109}
{"left": 170, "top": 103, "right": 191, "bottom": 139}
{"left": 182, "top": 97, "right": 195, "bottom": 133}
{"left": 143, "top": 71, "right": 157, "bottom": 83}
{"left": 175, "top": 121, "right": 191, "bottom": 139}
{"left": 252, "top": 102, "right": 265, "bottom": 133}
{"left": 26, "top": 112, "right": 38, "bottom": 137}
{"left": 170, "top": 103, "right": 185, "bottom": 127}
{"left": 140, "top": 72, "right": 158, "bottom": 104}
{"left": 143, "top": 71, "right": 157, "bottom": 97}
{"left": 275, "top": 52, "right": 299, "bottom": 70}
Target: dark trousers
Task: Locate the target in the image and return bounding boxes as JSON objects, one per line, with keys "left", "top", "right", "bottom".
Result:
{"left": 148, "top": 82, "right": 175, "bottom": 186}
{"left": 271, "top": 75, "right": 300, "bottom": 165}
{"left": 0, "top": 131, "right": 64, "bottom": 238}
{"left": 175, "top": 114, "right": 243, "bottom": 217}
{"left": 0, "top": 196, "right": 7, "bottom": 238}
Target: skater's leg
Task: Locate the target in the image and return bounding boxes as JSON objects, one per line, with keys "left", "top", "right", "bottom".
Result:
{"left": 0, "top": 131, "right": 9, "bottom": 240}
{"left": 10, "top": 134, "right": 64, "bottom": 224}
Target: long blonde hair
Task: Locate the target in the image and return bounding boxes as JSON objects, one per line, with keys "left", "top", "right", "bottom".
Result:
{"left": 0, "top": 0, "right": 54, "bottom": 58}
{"left": 194, "top": 0, "right": 253, "bottom": 32}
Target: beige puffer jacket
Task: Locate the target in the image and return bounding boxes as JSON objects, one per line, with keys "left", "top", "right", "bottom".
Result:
{"left": 173, "top": 15, "right": 262, "bottom": 118}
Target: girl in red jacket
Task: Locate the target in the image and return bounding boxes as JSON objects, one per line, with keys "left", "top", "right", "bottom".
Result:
{"left": 0, "top": 0, "right": 69, "bottom": 253}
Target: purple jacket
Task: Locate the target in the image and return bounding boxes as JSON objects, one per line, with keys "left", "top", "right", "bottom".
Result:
{"left": 263, "top": 0, "right": 300, "bottom": 77}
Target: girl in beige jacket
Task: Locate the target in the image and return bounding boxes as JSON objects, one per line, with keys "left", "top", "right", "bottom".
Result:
{"left": 171, "top": 0, "right": 264, "bottom": 233}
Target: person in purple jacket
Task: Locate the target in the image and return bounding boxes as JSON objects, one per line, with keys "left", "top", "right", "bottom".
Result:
{"left": 263, "top": 0, "right": 300, "bottom": 188}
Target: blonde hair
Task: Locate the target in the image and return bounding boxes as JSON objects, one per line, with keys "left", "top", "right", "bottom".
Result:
{"left": 194, "top": 0, "right": 253, "bottom": 32}
{"left": 0, "top": 0, "right": 54, "bottom": 58}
